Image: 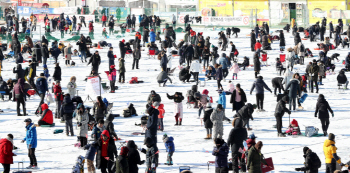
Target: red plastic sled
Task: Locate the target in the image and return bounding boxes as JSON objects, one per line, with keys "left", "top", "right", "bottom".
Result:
{"left": 261, "top": 157, "right": 274, "bottom": 173}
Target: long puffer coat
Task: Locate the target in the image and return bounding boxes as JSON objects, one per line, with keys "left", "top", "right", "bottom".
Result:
{"left": 286, "top": 78, "right": 301, "bottom": 98}
{"left": 315, "top": 95, "right": 333, "bottom": 119}
{"left": 210, "top": 108, "right": 229, "bottom": 140}
{"left": 76, "top": 110, "right": 89, "bottom": 137}
{"left": 203, "top": 107, "right": 214, "bottom": 128}
{"left": 126, "top": 140, "right": 144, "bottom": 173}
{"left": 227, "top": 118, "right": 247, "bottom": 153}
{"left": 279, "top": 31, "right": 286, "bottom": 47}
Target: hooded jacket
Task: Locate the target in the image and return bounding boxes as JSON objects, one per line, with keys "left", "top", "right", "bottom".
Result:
{"left": 272, "top": 77, "right": 284, "bottom": 89}
{"left": 204, "top": 107, "right": 214, "bottom": 128}
{"left": 250, "top": 77, "right": 272, "bottom": 94}
{"left": 93, "top": 102, "right": 106, "bottom": 121}
{"left": 235, "top": 103, "right": 254, "bottom": 121}
{"left": 24, "top": 123, "right": 37, "bottom": 148}
{"left": 212, "top": 142, "right": 229, "bottom": 168}
{"left": 247, "top": 144, "right": 267, "bottom": 173}
{"left": 227, "top": 118, "right": 248, "bottom": 153}
{"left": 147, "top": 91, "right": 161, "bottom": 105}
{"left": 190, "top": 60, "right": 201, "bottom": 72}
{"left": 164, "top": 136, "right": 175, "bottom": 152}
{"left": 286, "top": 78, "right": 301, "bottom": 98}
{"left": 146, "top": 107, "right": 159, "bottom": 139}
{"left": 150, "top": 31, "right": 156, "bottom": 42}
{"left": 104, "top": 113, "right": 118, "bottom": 139}
{"left": 144, "top": 137, "right": 159, "bottom": 168}
{"left": 275, "top": 96, "right": 290, "bottom": 117}
{"left": 0, "top": 138, "right": 14, "bottom": 164}
{"left": 84, "top": 141, "right": 98, "bottom": 161}
{"left": 76, "top": 108, "right": 89, "bottom": 137}
{"left": 39, "top": 103, "right": 53, "bottom": 124}
{"left": 36, "top": 76, "right": 48, "bottom": 94}
{"left": 218, "top": 92, "right": 226, "bottom": 109}
{"left": 52, "top": 66, "right": 61, "bottom": 81}
{"left": 230, "top": 88, "right": 247, "bottom": 111}
{"left": 13, "top": 64, "right": 25, "bottom": 80}
{"left": 96, "top": 130, "right": 118, "bottom": 168}
{"left": 61, "top": 96, "right": 75, "bottom": 120}
{"left": 315, "top": 95, "right": 333, "bottom": 119}
{"left": 323, "top": 139, "right": 341, "bottom": 164}
{"left": 337, "top": 70, "right": 347, "bottom": 84}
{"left": 127, "top": 140, "right": 144, "bottom": 173}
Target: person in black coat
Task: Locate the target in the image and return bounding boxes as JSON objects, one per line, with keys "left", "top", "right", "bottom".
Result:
{"left": 275, "top": 96, "right": 291, "bottom": 137}
{"left": 272, "top": 77, "right": 285, "bottom": 96}
{"left": 295, "top": 147, "right": 321, "bottom": 173}
{"left": 132, "top": 37, "right": 141, "bottom": 70}
{"left": 315, "top": 94, "right": 333, "bottom": 136}
{"left": 87, "top": 51, "right": 101, "bottom": 74}
{"left": 145, "top": 105, "right": 159, "bottom": 145}
{"left": 294, "top": 32, "right": 301, "bottom": 46}
{"left": 50, "top": 44, "right": 61, "bottom": 64}
{"left": 95, "top": 130, "right": 118, "bottom": 173}
{"left": 250, "top": 30, "right": 256, "bottom": 52}
{"left": 52, "top": 63, "right": 61, "bottom": 82}
{"left": 226, "top": 27, "right": 231, "bottom": 38}
{"left": 126, "top": 140, "right": 145, "bottom": 173}
{"left": 13, "top": 64, "right": 25, "bottom": 80}
{"left": 179, "top": 66, "right": 191, "bottom": 83}
{"left": 254, "top": 24, "right": 259, "bottom": 39}
{"left": 61, "top": 94, "right": 75, "bottom": 135}
{"left": 185, "top": 44, "right": 194, "bottom": 66}
{"left": 119, "top": 39, "right": 126, "bottom": 59}
{"left": 337, "top": 70, "right": 348, "bottom": 89}
{"left": 107, "top": 47, "right": 114, "bottom": 67}
{"left": 230, "top": 83, "right": 247, "bottom": 113}
{"left": 41, "top": 43, "right": 49, "bottom": 65}
{"left": 253, "top": 53, "right": 261, "bottom": 78}
{"left": 320, "top": 25, "right": 326, "bottom": 42}
{"left": 263, "top": 22, "right": 269, "bottom": 34}
{"left": 279, "top": 30, "right": 286, "bottom": 51}
{"left": 34, "top": 43, "right": 42, "bottom": 63}
{"left": 203, "top": 105, "right": 214, "bottom": 139}
{"left": 227, "top": 118, "right": 248, "bottom": 173}
{"left": 329, "top": 21, "right": 333, "bottom": 38}
{"left": 309, "top": 25, "right": 315, "bottom": 42}
{"left": 41, "top": 35, "right": 48, "bottom": 46}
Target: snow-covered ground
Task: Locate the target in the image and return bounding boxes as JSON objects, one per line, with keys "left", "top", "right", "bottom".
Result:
{"left": 1, "top": 24, "right": 350, "bottom": 173}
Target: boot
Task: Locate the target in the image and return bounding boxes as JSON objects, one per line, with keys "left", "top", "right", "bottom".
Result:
{"left": 179, "top": 120, "right": 182, "bottom": 125}
{"left": 174, "top": 121, "right": 178, "bottom": 126}
{"left": 204, "top": 134, "right": 210, "bottom": 139}
{"left": 209, "top": 134, "right": 212, "bottom": 139}
{"left": 122, "top": 80, "right": 125, "bottom": 83}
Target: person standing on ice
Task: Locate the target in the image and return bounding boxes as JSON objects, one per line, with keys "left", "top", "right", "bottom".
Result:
{"left": 227, "top": 117, "right": 248, "bottom": 173}
{"left": 274, "top": 96, "right": 291, "bottom": 137}
{"left": 167, "top": 92, "right": 184, "bottom": 126}
{"left": 210, "top": 104, "right": 230, "bottom": 141}
{"left": 133, "top": 37, "right": 141, "bottom": 70}
{"left": 286, "top": 73, "right": 301, "bottom": 111}
{"left": 323, "top": 133, "right": 344, "bottom": 173}
{"left": 76, "top": 36, "right": 87, "bottom": 62}
{"left": 212, "top": 138, "right": 229, "bottom": 173}
{"left": 247, "top": 141, "right": 270, "bottom": 173}
{"left": 101, "top": 13, "right": 107, "bottom": 27}
{"left": 0, "top": 134, "right": 16, "bottom": 173}
{"left": 76, "top": 103, "right": 89, "bottom": 147}
{"left": 145, "top": 104, "right": 159, "bottom": 145}
{"left": 315, "top": 94, "right": 334, "bottom": 136}
{"left": 21, "top": 118, "right": 38, "bottom": 169}
{"left": 87, "top": 51, "right": 101, "bottom": 74}
{"left": 250, "top": 75, "right": 272, "bottom": 112}
{"left": 308, "top": 59, "right": 319, "bottom": 93}
{"left": 95, "top": 130, "right": 118, "bottom": 173}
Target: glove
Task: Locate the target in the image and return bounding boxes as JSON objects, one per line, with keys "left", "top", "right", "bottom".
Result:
{"left": 270, "top": 91, "right": 272, "bottom": 93}
{"left": 314, "top": 114, "right": 317, "bottom": 117}
{"left": 141, "top": 148, "right": 146, "bottom": 154}
{"left": 140, "top": 160, "right": 145, "bottom": 164}
{"left": 332, "top": 113, "right": 334, "bottom": 117}
{"left": 295, "top": 168, "right": 301, "bottom": 171}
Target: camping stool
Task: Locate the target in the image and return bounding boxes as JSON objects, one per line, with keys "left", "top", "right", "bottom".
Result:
{"left": 179, "top": 166, "right": 190, "bottom": 172}
{"left": 207, "top": 161, "right": 215, "bottom": 170}
{"left": 338, "top": 83, "right": 345, "bottom": 92}
{"left": 199, "top": 77, "right": 206, "bottom": 87}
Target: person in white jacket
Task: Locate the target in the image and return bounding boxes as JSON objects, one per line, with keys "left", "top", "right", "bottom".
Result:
{"left": 190, "top": 59, "right": 201, "bottom": 85}
{"left": 67, "top": 76, "right": 77, "bottom": 99}
{"left": 172, "top": 14, "right": 177, "bottom": 28}
{"left": 166, "top": 47, "right": 173, "bottom": 72}
{"left": 283, "top": 68, "right": 294, "bottom": 89}
{"left": 75, "top": 103, "right": 89, "bottom": 147}
{"left": 286, "top": 47, "right": 295, "bottom": 71}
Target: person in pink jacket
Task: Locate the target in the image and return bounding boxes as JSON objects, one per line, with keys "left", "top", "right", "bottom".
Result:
{"left": 230, "top": 62, "right": 240, "bottom": 80}
{"left": 107, "top": 65, "right": 117, "bottom": 93}
{"left": 196, "top": 89, "right": 209, "bottom": 118}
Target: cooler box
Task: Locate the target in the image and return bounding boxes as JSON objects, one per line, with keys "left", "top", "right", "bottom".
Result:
{"left": 179, "top": 166, "right": 190, "bottom": 173}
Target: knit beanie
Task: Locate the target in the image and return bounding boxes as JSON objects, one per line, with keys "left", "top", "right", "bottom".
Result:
{"left": 303, "top": 147, "right": 309, "bottom": 154}
{"left": 328, "top": 133, "right": 335, "bottom": 141}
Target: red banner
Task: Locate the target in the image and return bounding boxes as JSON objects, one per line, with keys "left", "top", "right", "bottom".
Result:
{"left": 21, "top": 3, "right": 49, "bottom": 8}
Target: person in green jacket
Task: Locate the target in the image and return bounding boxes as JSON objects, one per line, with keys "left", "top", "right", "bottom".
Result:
{"left": 118, "top": 57, "right": 125, "bottom": 83}
{"left": 247, "top": 141, "right": 271, "bottom": 173}
{"left": 184, "top": 31, "right": 189, "bottom": 43}
{"left": 116, "top": 8, "right": 121, "bottom": 22}
{"left": 115, "top": 146, "right": 129, "bottom": 173}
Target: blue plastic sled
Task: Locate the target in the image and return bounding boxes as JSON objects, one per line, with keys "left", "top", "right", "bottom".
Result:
{"left": 299, "top": 94, "right": 308, "bottom": 103}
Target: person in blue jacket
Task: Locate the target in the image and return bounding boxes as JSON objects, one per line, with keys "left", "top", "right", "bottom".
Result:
{"left": 163, "top": 134, "right": 175, "bottom": 165}
{"left": 250, "top": 75, "right": 272, "bottom": 111}
{"left": 21, "top": 118, "right": 38, "bottom": 169}
{"left": 219, "top": 53, "right": 229, "bottom": 78}
{"left": 91, "top": 119, "right": 106, "bottom": 142}
{"left": 217, "top": 90, "right": 226, "bottom": 109}
{"left": 43, "top": 64, "right": 50, "bottom": 79}
{"left": 84, "top": 141, "right": 99, "bottom": 172}
{"left": 149, "top": 29, "right": 156, "bottom": 43}
{"left": 138, "top": 15, "right": 143, "bottom": 24}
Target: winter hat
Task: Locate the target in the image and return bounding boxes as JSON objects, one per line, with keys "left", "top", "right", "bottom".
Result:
{"left": 120, "top": 146, "right": 129, "bottom": 156}
{"left": 252, "top": 104, "right": 258, "bottom": 109}
{"left": 121, "top": 39, "right": 125, "bottom": 43}
{"left": 151, "top": 90, "right": 156, "bottom": 95}
{"left": 214, "top": 138, "right": 224, "bottom": 145}
{"left": 202, "top": 89, "right": 209, "bottom": 95}
{"left": 24, "top": 118, "right": 32, "bottom": 123}
{"left": 328, "top": 133, "right": 335, "bottom": 141}
{"left": 43, "top": 64, "right": 47, "bottom": 68}
{"left": 222, "top": 53, "right": 226, "bottom": 57}
{"left": 303, "top": 147, "right": 309, "bottom": 154}
{"left": 40, "top": 73, "right": 44, "bottom": 76}
{"left": 217, "top": 104, "right": 223, "bottom": 110}
{"left": 151, "top": 29, "right": 154, "bottom": 31}
{"left": 291, "top": 119, "right": 299, "bottom": 127}
{"left": 249, "top": 133, "right": 257, "bottom": 139}
{"left": 255, "top": 141, "right": 263, "bottom": 150}
{"left": 110, "top": 65, "right": 115, "bottom": 69}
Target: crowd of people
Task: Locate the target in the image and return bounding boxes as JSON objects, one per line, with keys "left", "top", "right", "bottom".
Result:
{"left": 0, "top": 10, "right": 350, "bottom": 173}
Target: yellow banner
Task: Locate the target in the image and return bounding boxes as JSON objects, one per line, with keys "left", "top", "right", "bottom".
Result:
{"left": 308, "top": 0, "right": 345, "bottom": 24}
{"left": 199, "top": 0, "right": 233, "bottom": 16}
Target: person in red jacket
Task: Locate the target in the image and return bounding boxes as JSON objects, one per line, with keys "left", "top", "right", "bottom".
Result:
{"left": 102, "top": 14, "right": 107, "bottom": 27}
{"left": 0, "top": 134, "right": 16, "bottom": 173}
{"left": 53, "top": 81, "right": 63, "bottom": 119}
{"left": 89, "top": 21, "right": 94, "bottom": 33}
{"left": 153, "top": 102, "right": 165, "bottom": 131}
{"left": 254, "top": 40, "right": 262, "bottom": 51}
{"left": 38, "top": 103, "right": 53, "bottom": 126}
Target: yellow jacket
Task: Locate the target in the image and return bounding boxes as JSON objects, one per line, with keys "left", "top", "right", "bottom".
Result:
{"left": 323, "top": 139, "right": 341, "bottom": 164}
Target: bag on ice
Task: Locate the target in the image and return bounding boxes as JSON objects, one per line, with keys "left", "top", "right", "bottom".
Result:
{"left": 305, "top": 126, "right": 319, "bottom": 137}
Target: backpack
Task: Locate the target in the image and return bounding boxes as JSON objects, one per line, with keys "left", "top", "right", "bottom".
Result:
{"left": 309, "top": 152, "right": 322, "bottom": 168}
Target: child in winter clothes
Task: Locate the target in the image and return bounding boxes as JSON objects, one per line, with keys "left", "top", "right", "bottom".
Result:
{"left": 64, "top": 24, "right": 69, "bottom": 34}
{"left": 102, "top": 28, "right": 108, "bottom": 38}
{"left": 167, "top": 92, "right": 184, "bottom": 126}
{"left": 163, "top": 134, "right": 175, "bottom": 165}
{"left": 225, "top": 80, "right": 235, "bottom": 94}
{"left": 91, "top": 119, "right": 106, "bottom": 142}
{"left": 107, "top": 65, "right": 117, "bottom": 93}
{"left": 285, "top": 119, "right": 301, "bottom": 135}
{"left": 84, "top": 141, "right": 98, "bottom": 173}
{"left": 217, "top": 90, "right": 226, "bottom": 110}
{"left": 212, "top": 138, "right": 229, "bottom": 173}
{"left": 154, "top": 102, "right": 165, "bottom": 131}
{"left": 43, "top": 64, "right": 50, "bottom": 79}
{"left": 230, "top": 62, "right": 240, "bottom": 80}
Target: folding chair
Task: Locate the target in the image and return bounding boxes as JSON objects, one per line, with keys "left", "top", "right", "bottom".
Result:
{"left": 148, "top": 49, "right": 156, "bottom": 59}
{"left": 125, "top": 50, "right": 133, "bottom": 58}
